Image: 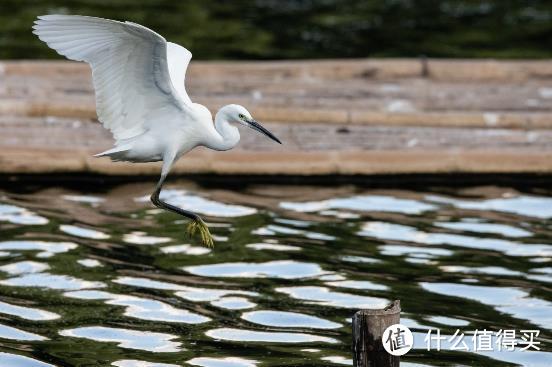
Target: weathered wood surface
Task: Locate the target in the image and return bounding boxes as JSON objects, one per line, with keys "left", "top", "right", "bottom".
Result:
{"left": 0, "top": 59, "right": 551, "bottom": 175}
{"left": 352, "top": 300, "right": 401, "bottom": 367}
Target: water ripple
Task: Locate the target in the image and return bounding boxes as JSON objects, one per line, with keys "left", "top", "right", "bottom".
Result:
{"left": 325, "top": 280, "right": 389, "bottom": 291}
{"left": 0, "top": 324, "right": 47, "bottom": 341}
{"left": 136, "top": 189, "right": 257, "bottom": 217}
{"left": 360, "top": 221, "right": 551, "bottom": 257}
{"left": 427, "top": 194, "right": 552, "bottom": 219}
{"left": 60, "top": 326, "right": 182, "bottom": 352}
{"left": 63, "top": 194, "right": 105, "bottom": 204}
{"left": 1, "top": 183, "right": 550, "bottom": 366}
{"left": 187, "top": 357, "right": 258, "bottom": 367}
{"left": 0, "top": 260, "right": 49, "bottom": 275}
{"left": 0, "top": 300, "right": 59, "bottom": 320}
{"left": 113, "top": 276, "right": 258, "bottom": 303}
{"left": 114, "top": 276, "right": 185, "bottom": 291}
{"left": 245, "top": 243, "right": 301, "bottom": 251}
{"left": 420, "top": 282, "right": 552, "bottom": 328}
{"left": 184, "top": 260, "right": 326, "bottom": 279}
{"left": 252, "top": 225, "right": 336, "bottom": 241}
{"left": 276, "top": 286, "right": 388, "bottom": 308}
{"left": 0, "top": 203, "right": 48, "bottom": 225}
{"left": 427, "top": 316, "right": 470, "bottom": 327}
{"left": 211, "top": 297, "right": 256, "bottom": 310}
{"left": 77, "top": 258, "right": 103, "bottom": 267}
{"left": 123, "top": 232, "right": 171, "bottom": 245}
{"left": 241, "top": 310, "right": 342, "bottom": 329}
{"left": 434, "top": 220, "right": 532, "bottom": 237}
{"left": 0, "top": 240, "right": 77, "bottom": 258}
{"left": 112, "top": 360, "right": 179, "bottom": 367}
{"left": 107, "top": 295, "right": 210, "bottom": 324}
{"left": 206, "top": 328, "right": 338, "bottom": 344}
{"left": 281, "top": 195, "right": 436, "bottom": 214}
{"left": 0, "top": 352, "right": 55, "bottom": 367}
{"left": 160, "top": 244, "right": 211, "bottom": 255}
{"left": 59, "top": 224, "right": 110, "bottom": 239}
{"left": 1, "top": 273, "right": 105, "bottom": 290}
{"left": 320, "top": 356, "right": 353, "bottom": 365}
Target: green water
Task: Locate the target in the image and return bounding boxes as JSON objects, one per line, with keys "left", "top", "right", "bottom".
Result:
{"left": 0, "top": 178, "right": 550, "bottom": 366}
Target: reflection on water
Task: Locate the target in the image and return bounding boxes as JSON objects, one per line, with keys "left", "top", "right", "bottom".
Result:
{"left": 359, "top": 221, "right": 551, "bottom": 257}
{"left": 205, "top": 328, "right": 338, "bottom": 344}
{"left": 426, "top": 194, "right": 552, "bottom": 218}
{"left": 211, "top": 297, "right": 256, "bottom": 310}
{"left": 161, "top": 244, "right": 211, "bottom": 255}
{"left": 66, "top": 289, "right": 211, "bottom": 324}
{"left": 245, "top": 242, "right": 301, "bottom": 251}
{"left": 0, "top": 181, "right": 550, "bottom": 366}
{"left": 0, "top": 240, "right": 77, "bottom": 258}
{"left": 1, "top": 272, "right": 105, "bottom": 290}
{"left": 0, "top": 260, "right": 49, "bottom": 274}
{"left": 188, "top": 357, "right": 258, "bottom": 367}
{"left": 60, "top": 224, "right": 110, "bottom": 239}
{"left": 114, "top": 276, "right": 187, "bottom": 291}
{"left": 0, "top": 203, "right": 48, "bottom": 225}
{"left": 136, "top": 189, "right": 257, "bottom": 217}
{"left": 242, "top": 310, "right": 342, "bottom": 329}
{"left": 113, "top": 276, "right": 258, "bottom": 304}
{"left": 123, "top": 232, "right": 171, "bottom": 245}
{"left": 77, "top": 258, "right": 103, "bottom": 267}
{"left": 0, "top": 352, "right": 55, "bottom": 367}
{"left": 433, "top": 220, "right": 532, "bottom": 237}
{"left": 62, "top": 194, "right": 104, "bottom": 204}
{"left": 0, "top": 300, "right": 59, "bottom": 320}
{"left": 277, "top": 286, "right": 388, "bottom": 309}
{"left": 427, "top": 316, "right": 469, "bottom": 327}
{"left": 184, "top": 260, "right": 326, "bottom": 279}
{"left": 112, "top": 360, "right": 180, "bottom": 367}
{"left": 320, "top": 355, "right": 353, "bottom": 365}
{"left": 252, "top": 224, "right": 336, "bottom": 241}
{"left": 0, "top": 324, "right": 47, "bottom": 341}
{"left": 440, "top": 265, "right": 524, "bottom": 276}
{"left": 60, "top": 326, "right": 182, "bottom": 352}
{"left": 281, "top": 194, "right": 436, "bottom": 214}
{"left": 420, "top": 282, "right": 552, "bottom": 329}
{"left": 325, "top": 280, "right": 388, "bottom": 291}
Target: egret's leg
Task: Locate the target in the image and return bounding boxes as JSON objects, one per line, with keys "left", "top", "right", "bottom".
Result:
{"left": 150, "top": 172, "right": 214, "bottom": 248}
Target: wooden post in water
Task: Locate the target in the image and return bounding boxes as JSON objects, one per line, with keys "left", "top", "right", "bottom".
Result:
{"left": 352, "top": 300, "right": 401, "bottom": 367}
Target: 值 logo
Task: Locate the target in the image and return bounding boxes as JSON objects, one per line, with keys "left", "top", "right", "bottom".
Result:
{"left": 382, "top": 323, "right": 413, "bottom": 356}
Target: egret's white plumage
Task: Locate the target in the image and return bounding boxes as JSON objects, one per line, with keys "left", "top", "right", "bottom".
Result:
{"left": 33, "top": 15, "right": 281, "bottom": 247}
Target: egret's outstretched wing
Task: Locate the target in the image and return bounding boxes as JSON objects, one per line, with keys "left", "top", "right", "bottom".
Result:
{"left": 33, "top": 15, "right": 192, "bottom": 142}
{"left": 167, "top": 42, "right": 193, "bottom": 105}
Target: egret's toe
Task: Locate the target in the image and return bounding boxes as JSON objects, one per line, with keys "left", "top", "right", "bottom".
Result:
{"left": 187, "top": 217, "right": 214, "bottom": 248}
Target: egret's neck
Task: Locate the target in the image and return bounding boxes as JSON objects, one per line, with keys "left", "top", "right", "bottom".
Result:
{"left": 206, "top": 110, "right": 240, "bottom": 151}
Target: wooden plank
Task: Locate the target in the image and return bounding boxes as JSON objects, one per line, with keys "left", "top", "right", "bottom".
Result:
{"left": 0, "top": 116, "right": 550, "bottom": 175}
{"left": 0, "top": 60, "right": 551, "bottom": 175}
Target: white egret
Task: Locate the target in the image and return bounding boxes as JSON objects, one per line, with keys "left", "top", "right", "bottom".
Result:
{"left": 33, "top": 15, "right": 281, "bottom": 247}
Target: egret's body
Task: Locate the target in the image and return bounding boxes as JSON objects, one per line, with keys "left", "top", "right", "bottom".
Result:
{"left": 33, "top": 15, "right": 281, "bottom": 247}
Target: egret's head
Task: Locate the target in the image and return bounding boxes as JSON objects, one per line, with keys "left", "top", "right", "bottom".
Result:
{"left": 222, "top": 104, "right": 281, "bottom": 144}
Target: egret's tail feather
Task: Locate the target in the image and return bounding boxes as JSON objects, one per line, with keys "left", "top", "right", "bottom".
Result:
{"left": 187, "top": 217, "right": 214, "bottom": 248}
{"left": 94, "top": 144, "right": 132, "bottom": 162}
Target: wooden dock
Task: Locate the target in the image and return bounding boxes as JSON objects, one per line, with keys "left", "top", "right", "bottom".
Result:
{"left": 1, "top": 59, "right": 551, "bottom": 175}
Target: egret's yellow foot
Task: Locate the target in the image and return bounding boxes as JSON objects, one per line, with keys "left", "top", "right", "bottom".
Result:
{"left": 187, "top": 217, "right": 214, "bottom": 248}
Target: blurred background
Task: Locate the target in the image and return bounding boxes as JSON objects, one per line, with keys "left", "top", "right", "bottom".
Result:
{"left": 0, "top": 2, "right": 551, "bottom": 367}
{"left": 1, "top": 0, "right": 552, "bottom": 60}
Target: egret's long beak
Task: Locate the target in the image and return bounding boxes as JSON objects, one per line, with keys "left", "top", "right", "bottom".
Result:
{"left": 246, "top": 119, "right": 282, "bottom": 144}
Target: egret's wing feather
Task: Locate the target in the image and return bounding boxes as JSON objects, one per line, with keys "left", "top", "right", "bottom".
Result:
{"left": 33, "top": 15, "right": 192, "bottom": 142}
{"left": 167, "top": 42, "right": 193, "bottom": 105}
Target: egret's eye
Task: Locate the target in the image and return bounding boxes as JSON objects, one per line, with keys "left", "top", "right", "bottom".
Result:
{"left": 238, "top": 114, "right": 245, "bottom": 119}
